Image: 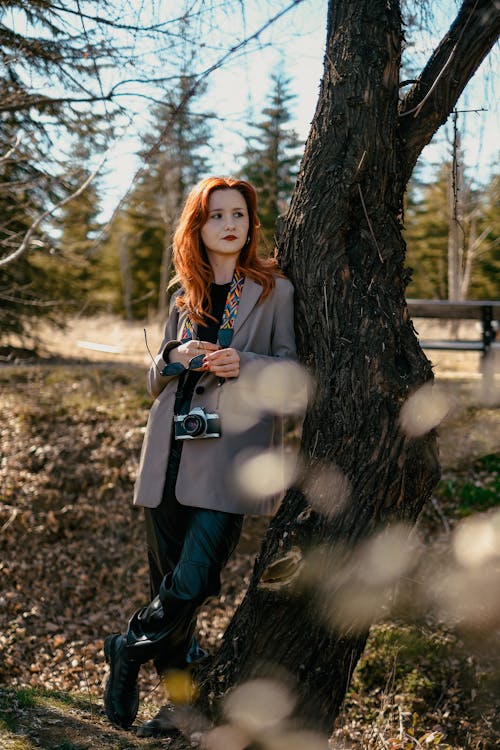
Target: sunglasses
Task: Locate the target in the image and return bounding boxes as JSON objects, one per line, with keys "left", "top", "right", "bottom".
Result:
{"left": 161, "top": 354, "right": 205, "bottom": 377}
{"left": 161, "top": 328, "right": 234, "bottom": 376}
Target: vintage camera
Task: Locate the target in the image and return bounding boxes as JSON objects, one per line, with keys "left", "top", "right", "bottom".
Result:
{"left": 174, "top": 406, "right": 221, "bottom": 440}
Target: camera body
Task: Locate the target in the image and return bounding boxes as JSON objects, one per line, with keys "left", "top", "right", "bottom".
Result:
{"left": 174, "top": 406, "right": 221, "bottom": 440}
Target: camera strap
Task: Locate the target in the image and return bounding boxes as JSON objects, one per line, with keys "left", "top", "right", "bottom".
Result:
{"left": 170, "top": 271, "right": 245, "bottom": 416}
{"left": 180, "top": 269, "right": 245, "bottom": 347}
{"left": 173, "top": 374, "right": 188, "bottom": 416}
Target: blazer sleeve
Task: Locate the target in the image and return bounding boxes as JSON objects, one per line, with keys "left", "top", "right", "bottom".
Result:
{"left": 147, "top": 293, "right": 182, "bottom": 399}
{"left": 238, "top": 277, "right": 297, "bottom": 368}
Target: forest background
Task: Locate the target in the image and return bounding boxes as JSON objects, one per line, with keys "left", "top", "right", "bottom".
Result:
{"left": 0, "top": 0, "right": 498, "bottom": 334}
{"left": 0, "top": 1, "right": 499, "bottom": 749}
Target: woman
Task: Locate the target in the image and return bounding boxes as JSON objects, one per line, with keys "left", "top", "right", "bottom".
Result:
{"left": 103, "top": 176, "right": 297, "bottom": 734}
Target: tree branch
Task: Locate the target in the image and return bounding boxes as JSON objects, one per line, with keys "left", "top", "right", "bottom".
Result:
{"left": 399, "top": 0, "right": 500, "bottom": 186}
{"left": 47, "top": 2, "right": 194, "bottom": 33}
{"left": 0, "top": 133, "right": 22, "bottom": 164}
{"left": 0, "top": 156, "right": 106, "bottom": 268}
{"left": 90, "top": 0, "right": 306, "bottom": 252}
{"left": 0, "top": 93, "right": 113, "bottom": 114}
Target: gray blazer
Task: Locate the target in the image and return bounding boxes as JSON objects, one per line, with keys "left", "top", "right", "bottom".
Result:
{"left": 133, "top": 276, "right": 297, "bottom": 515}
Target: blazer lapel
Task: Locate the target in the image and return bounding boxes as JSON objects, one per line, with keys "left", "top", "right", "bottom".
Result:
{"left": 176, "top": 307, "right": 190, "bottom": 339}
{"left": 231, "top": 277, "right": 262, "bottom": 341}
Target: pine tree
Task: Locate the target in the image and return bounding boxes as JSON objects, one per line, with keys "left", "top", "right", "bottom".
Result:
{"left": 239, "top": 71, "right": 302, "bottom": 249}
{"left": 0, "top": 2, "right": 110, "bottom": 340}
{"left": 0, "top": 113, "right": 62, "bottom": 340}
{"left": 404, "top": 161, "right": 499, "bottom": 300}
{"left": 468, "top": 171, "right": 500, "bottom": 299}
{"left": 49, "top": 135, "right": 104, "bottom": 312}
{"left": 109, "top": 77, "right": 212, "bottom": 319}
{"left": 404, "top": 165, "right": 449, "bottom": 298}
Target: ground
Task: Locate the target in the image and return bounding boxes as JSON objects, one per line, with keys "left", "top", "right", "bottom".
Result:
{"left": 0, "top": 316, "right": 499, "bottom": 749}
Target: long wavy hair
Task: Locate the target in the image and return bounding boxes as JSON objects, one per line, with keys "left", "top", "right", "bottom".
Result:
{"left": 169, "top": 176, "right": 281, "bottom": 324}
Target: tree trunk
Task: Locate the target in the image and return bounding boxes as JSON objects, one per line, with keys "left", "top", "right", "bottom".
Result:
{"left": 178, "top": 0, "right": 500, "bottom": 742}
{"left": 447, "top": 133, "right": 462, "bottom": 301}
{"left": 158, "top": 237, "right": 172, "bottom": 319}
{"left": 119, "top": 234, "right": 133, "bottom": 321}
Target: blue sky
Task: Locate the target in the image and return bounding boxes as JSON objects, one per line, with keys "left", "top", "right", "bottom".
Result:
{"left": 100, "top": 0, "right": 498, "bottom": 217}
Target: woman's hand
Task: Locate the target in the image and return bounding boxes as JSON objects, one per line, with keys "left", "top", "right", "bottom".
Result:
{"left": 203, "top": 347, "right": 240, "bottom": 379}
{"left": 168, "top": 339, "right": 219, "bottom": 370}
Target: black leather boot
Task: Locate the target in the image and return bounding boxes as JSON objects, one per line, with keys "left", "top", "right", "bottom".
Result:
{"left": 104, "top": 633, "right": 140, "bottom": 728}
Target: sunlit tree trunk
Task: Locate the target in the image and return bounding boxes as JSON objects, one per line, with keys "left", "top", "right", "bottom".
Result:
{"left": 119, "top": 234, "right": 133, "bottom": 322}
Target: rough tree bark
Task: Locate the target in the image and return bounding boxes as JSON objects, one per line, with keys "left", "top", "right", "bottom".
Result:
{"left": 181, "top": 0, "right": 500, "bottom": 741}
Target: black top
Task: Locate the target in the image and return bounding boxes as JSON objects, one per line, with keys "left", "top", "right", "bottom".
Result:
{"left": 197, "top": 281, "right": 231, "bottom": 343}
{"left": 177, "top": 282, "right": 230, "bottom": 412}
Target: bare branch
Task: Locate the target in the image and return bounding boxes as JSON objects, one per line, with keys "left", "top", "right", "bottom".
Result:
{"left": 0, "top": 93, "right": 113, "bottom": 114}
{"left": 91, "top": 0, "right": 306, "bottom": 252}
{"left": 0, "top": 133, "right": 22, "bottom": 165}
{"left": 399, "top": 0, "right": 500, "bottom": 186}
{"left": 47, "top": 2, "right": 196, "bottom": 33}
{"left": 0, "top": 156, "right": 106, "bottom": 268}
{"left": 400, "top": 43, "right": 458, "bottom": 119}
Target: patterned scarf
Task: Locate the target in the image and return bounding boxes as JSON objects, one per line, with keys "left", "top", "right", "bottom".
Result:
{"left": 181, "top": 269, "right": 245, "bottom": 348}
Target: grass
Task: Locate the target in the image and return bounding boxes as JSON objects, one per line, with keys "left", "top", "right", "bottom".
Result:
{"left": 337, "top": 618, "right": 499, "bottom": 749}
{"left": 0, "top": 364, "right": 149, "bottom": 423}
{"left": 0, "top": 687, "right": 90, "bottom": 725}
{"left": 436, "top": 453, "right": 500, "bottom": 516}
{"left": 0, "top": 686, "right": 154, "bottom": 750}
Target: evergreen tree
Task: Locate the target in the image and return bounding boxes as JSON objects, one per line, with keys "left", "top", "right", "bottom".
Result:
{"left": 468, "top": 171, "right": 500, "bottom": 299}
{"left": 109, "top": 77, "right": 212, "bottom": 319}
{"left": 404, "top": 161, "right": 499, "bottom": 299}
{"left": 0, "top": 2, "right": 110, "bottom": 340}
{"left": 50, "top": 135, "right": 104, "bottom": 312}
{"left": 239, "top": 71, "right": 302, "bottom": 249}
{"left": 404, "top": 164, "right": 449, "bottom": 298}
{"left": 0, "top": 113, "right": 62, "bottom": 340}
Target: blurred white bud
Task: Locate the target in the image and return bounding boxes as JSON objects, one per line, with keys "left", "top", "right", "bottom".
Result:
{"left": 251, "top": 359, "right": 312, "bottom": 416}
{"left": 219, "top": 359, "right": 310, "bottom": 434}
{"left": 223, "top": 678, "right": 295, "bottom": 734}
{"left": 453, "top": 511, "right": 500, "bottom": 568}
{"left": 328, "top": 586, "right": 385, "bottom": 631}
{"left": 233, "top": 448, "right": 297, "bottom": 500}
{"left": 228, "top": 359, "right": 311, "bottom": 416}
{"left": 301, "top": 545, "right": 379, "bottom": 631}
{"left": 358, "top": 524, "right": 415, "bottom": 586}
{"left": 201, "top": 724, "right": 249, "bottom": 750}
{"left": 399, "top": 382, "right": 450, "bottom": 437}
{"left": 219, "top": 381, "right": 262, "bottom": 434}
{"left": 431, "top": 565, "right": 500, "bottom": 629}
{"left": 302, "top": 527, "right": 417, "bottom": 632}
{"left": 302, "top": 462, "right": 351, "bottom": 518}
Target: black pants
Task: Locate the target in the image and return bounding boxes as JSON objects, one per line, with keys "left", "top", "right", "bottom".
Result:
{"left": 124, "top": 440, "right": 243, "bottom": 673}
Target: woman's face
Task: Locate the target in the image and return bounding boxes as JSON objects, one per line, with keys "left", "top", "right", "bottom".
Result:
{"left": 200, "top": 189, "right": 250, "bottom": 260}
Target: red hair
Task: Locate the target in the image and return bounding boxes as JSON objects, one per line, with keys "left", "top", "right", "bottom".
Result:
{"left": 169, "top": 176, "right": 282, "bottom": 324}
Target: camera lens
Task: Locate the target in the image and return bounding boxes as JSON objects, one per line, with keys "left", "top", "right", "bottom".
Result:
{"left": 182, "top": 414, "right": 205, "bottom": 436}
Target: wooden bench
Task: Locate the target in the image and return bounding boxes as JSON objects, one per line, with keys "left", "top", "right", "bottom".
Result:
{"left": 406, "top": 300, "right": 500, "bottom": 378}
